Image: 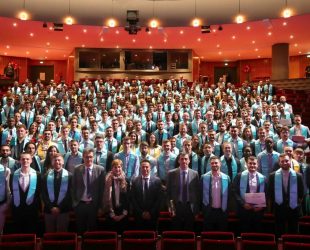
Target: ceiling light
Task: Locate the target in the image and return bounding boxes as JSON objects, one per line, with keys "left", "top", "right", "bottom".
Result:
{"left": 18, "top": 11, "right": 29, "bottom": 21}
{"left": 100, "top": 37, "right": 104, "bottom": 42}
{"left": 224, "top": 63, "right": 228, "bottom": 66}
{"left": 164, "top": 39, "right": 167, "bottom": 43}
{"left": 246, "top": 26, "right": 251, "bottom": 30}
{"left": 282, "top": 8, "right": 292, "bottom": 18}
{"left": 6, "top": 45, "right": 10, "bottom": 49}
{"left": 13, "top": 22, "right": 17, "bottom": 27}
{"left": 107, "top": 18, "right": 117, "bottom": 28}
{"left": 150, "top": 19, "right": 159, "bottom": 28}
{"left": 40, "top": 61, "right": 44, "bottom": 64}
{"left": 268, "top": 32, "right": 272, "bottom": 36}
{"left": 64, "top": 16, "right": 74, "bottom": 25}
{"left": 197, "top": 38, "right": 201, "bottom": 42}
{"left": 232, "top": 35, "right": 236, "bottom": 39}
{"left": 282, "top": 0, "right": 293, "bottom": 18}
{"left": 65, "top": 36, "right": 69, "bottom": 40}
{"left": 180, "top": 30, "right": 184, "bottom": 34}
{"left": 235, "top": 0, "right": 245, "bottom": 24}
{"left": 283, "top": 21, "right": 287, "bottom": 26}
{"left": 235, "top": 14, "right": 245, "bottom": 24}
{"left": 30, "top": 33, "right": 34, "bottom": 37}
{"left": 290, "top": 35, "right": 294, "bottom": 39}
{"left": 83, "top": 29, "right": 87, "bottom": 33}
{"left": 26, "top": 51, "right": 30, "bottom": 55}
{"left": 132, "top": 39, "right": 136, "bottom": 43}
{"left": 64, "top": 0, "right": 74, "bottom": 25}
{"left": 192, "top": 18, "right": 201, "bottom": 27}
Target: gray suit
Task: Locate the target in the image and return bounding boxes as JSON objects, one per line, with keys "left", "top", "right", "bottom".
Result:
{"left": 167, "top": 168, "right": 200, "bottom": 230}
{"left": 72, "top": 164, "right": 105, "bottom": 233}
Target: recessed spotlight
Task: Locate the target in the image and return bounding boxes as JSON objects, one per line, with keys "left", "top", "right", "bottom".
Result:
{"left": 200, "top": 56, "right": 204, "bottom": 59}
{"left": 246, "top": 26, "right": 251, "bottom": 30}
{"left": 149, "top": 46, "right": 153, "bottom": 49}
{"left": 216, "top": 44, "right": 220, "bottom": 48}
{"left": 82, "top": 44, "right": 85, "bottom": 47}
{"left": 252, "top": 40, "right": 256, "bottom": 44}
{"left": 164, "top": 39, "right": 167, "bottom": 43}
{"left": 26, "top": 51, "right": 30, "bottom": 55}
{"left": 212, "top": 29, "right": 217, "bottom": 33}
{"left": 100, "top": 37, "right": 104, "bottom": 42}
{"left": 115, "top": 30, "right": 119, "bottom": 34}
{"left": 132, "top": 39, "right": 136, "bottom": 43}
{"left": 258, "top": 55, "right": 261, "bottom": 58}
{"left": 45, "top": 56, "right": 48, "bottom": 59}
{"left": 218, "top": 51, "right": 222, "bottom": 55}
{"left": 4, "top": 52, "right": 7, "bottom": 55}
{"left": 65, "top": 36, "right": 69, "bottom": 40}
{"left": 197, "top": 38, "right": 201, "bottom": 42}
{"left": 238, "top": 53, "right": 241, "bottom": 57}
{"left": 45, "top": 50, "right": 49, "bottom": 53}
{"left": 30, "top": 33, "right": 34, "bottom": 37}
{"left": 268, "top": 32, "right": 272, "bottom": 36}
{"left": 6, "top": 45, "right": 10, "bottom": 49}
{"left": 49, "top": 26, "right": 53, "bottom": 30}
{"left": 294, "top": 43, "right": 298, "bottom": 47}
{"left": 116, "top": 45, "right": 119, "bottom": 48}
{"left": 299, "top": 51, "right": 302, "bottom": 54}
{"left": 283, "top": 22, "right": 287, "bottom": 26}
{"left": 232, "top": 35, "right": 236, "bottom": 39}
{"left": 255, "top": 48, "right": 259, "bottom": 51}
{"left": 290, "top": 35, "right": 294, "bottom": 39}
{"left": 46, "top": 42, "right": 50, "bottom": 46}
{"left": 148, "top": 31, "right": 152, "bottom": 35}
{"left": 182, "top": 46, "right": 186, "bottom": 48}
{"left": 180, "top": 30, "right": 184, "bottom": 34}
{"left": 83, "top": 29, "right": 87, "bottom": 33}
{"left": 13, "top": 22, "right": 17, "bottom": 27}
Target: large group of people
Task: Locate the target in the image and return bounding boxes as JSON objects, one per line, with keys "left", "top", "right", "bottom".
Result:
{"left": 0, "top": 75, "right": 310, "bottom": 237}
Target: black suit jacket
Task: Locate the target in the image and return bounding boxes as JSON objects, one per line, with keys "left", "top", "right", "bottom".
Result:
{"left": 10, "top": 171, "right": 41, "bottom": 216}
{"left": 131, "top": 175, "right": 162, "bottom": 219}
{"left": 42, "top": 169, "right": 72, "bottom": 213}
{"left": 268, "top": 170, "right": 304, "bottom": 209}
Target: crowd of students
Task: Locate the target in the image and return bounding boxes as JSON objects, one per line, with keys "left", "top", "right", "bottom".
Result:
{"left": 0, "top": 76, "right": 309, "bottom": 236}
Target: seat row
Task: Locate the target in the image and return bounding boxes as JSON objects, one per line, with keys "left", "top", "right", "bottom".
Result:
{"left": 1, "top": 231, "right": 310, "bottom": 250}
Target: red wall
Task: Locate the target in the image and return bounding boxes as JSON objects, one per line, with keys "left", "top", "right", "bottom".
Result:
{"left": 199, "top": 55, "right": 309, "bottom": 85}
{"left": 0, "top": 55, "right": 68, "bottom": 83}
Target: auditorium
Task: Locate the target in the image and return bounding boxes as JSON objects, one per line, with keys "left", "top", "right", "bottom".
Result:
{"left": 0, "top": 1, "right": 310, "bottom": 249}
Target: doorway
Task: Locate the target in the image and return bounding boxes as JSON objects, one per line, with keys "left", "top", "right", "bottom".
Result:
{"left": 214, "top": 67, "right": 238, "bottom": 84}
{"left": 29, "top": 65, "right": 54, "bottom": 84}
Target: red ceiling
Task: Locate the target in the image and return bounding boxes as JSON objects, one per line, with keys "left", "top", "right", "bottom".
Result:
{"left": 0, "top": 14, "right": 309, "bottom": 61}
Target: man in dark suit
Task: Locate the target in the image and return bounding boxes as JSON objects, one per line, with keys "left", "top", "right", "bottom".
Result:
{"left": 268, "top": 153, "right": 304, "bottom": 237}
{"left": 72, "top": 148, "right": 106, "bottom": 234}
{"left": 131, "top": 159, "right": 162, "bottom": 230}
{"left": 10, "top": 152, "right": 41, "bottom": 233}
{"left": 167, "top": 152, "right": 200, "bottom": 230}
{"left": 42, "top": 153, "right": 72, "bottom": 232}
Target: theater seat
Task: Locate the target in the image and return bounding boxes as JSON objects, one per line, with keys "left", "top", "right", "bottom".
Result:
{"left": 122, "top": 230, "right": 156, "bottom": 239}
{"left": 201, "top": 231, "right": 234, "bottom": 240}
{"left": 82, "top": 231, "right": 118, "bottom": 250}
{"left": 161, "top": 238, "right": 196, "bottom": 250}
{"left": 283, "top": 242, "right": 310, "bottom": 250}
{"left": 0, "top": 234, "right": 36, "bottom": 242}
{"left": 241, "top": 233, "right": 275, "bottom": 241}
{"left": 161, "top": 231, "right": 195, "bottom": 239}
{"left": 122, "top": 238, "right": 157, "bottom": 250}
{"left": 281, "top": 234, "right": 310, "bottom": 243}
{"left": 201, "top": 239, "right": 236, "bottom": 250}
{"left": 241, "top": 240, "right": 277, "bottom": 250}
{"left": 0, "top": 241, "right": 35, "bottom": 250}
{"left": 42, "top": 232, "right": 77, "bottom": 250}
{"left": 41, "top": 240, "right": 77, "bottom": 250}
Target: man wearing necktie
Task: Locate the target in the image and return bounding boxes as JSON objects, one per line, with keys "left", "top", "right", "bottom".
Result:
{"left": 167, "top": 152, "right": 200, "bottom": 231}
{"left": 234, "top": 156, "right": 267, "bottom": 232}
{"left": 42, "top": 153, "right": 72, "bottom": 232}
{"left": 131, "top": 160, "right": 162, "bottom": 230}
{"left": 268, "top": 154, "right": 304, "bottom": 237}
{"left": 72, "top": 148, "right": 106, "bottom": 234}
